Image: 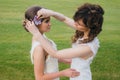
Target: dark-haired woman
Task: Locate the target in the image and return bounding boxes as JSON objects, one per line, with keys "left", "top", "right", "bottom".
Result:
{"left": 25, "top": 3, "right": 104, "bottom": 80}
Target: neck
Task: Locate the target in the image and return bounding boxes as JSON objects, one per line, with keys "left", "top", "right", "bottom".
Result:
{"left": 38, "top": 27, "right": 44, "bottom": 34}
{"left": 40, "top": 32, "right": 44, "bottom": 35}
{"left": 39, "top": 30, "right": 44, "bottom": 35}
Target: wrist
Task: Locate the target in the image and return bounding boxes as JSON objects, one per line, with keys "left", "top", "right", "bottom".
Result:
{"left": 59, "top": 71, "right": 64, "bottom": 77}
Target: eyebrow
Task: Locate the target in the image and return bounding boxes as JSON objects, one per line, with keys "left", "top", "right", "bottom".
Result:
{"left": 45, "top": 19, "right": 50, "bottom": 21}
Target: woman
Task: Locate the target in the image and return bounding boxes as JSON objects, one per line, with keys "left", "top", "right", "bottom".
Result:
{"left": 23, "top": 6, "right": 80, "bottom": 80}
{"left": 25, "top": 3, "right": 104, "bottom": 80}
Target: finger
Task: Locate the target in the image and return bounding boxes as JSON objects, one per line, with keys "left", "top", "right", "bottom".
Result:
{"left": 26, "top": 21, "right": 30, "bottom": 25}
{"left": 26, "top": 21, "right": 32, "bottom": 26}
{"left": 74, "top": 72, "right": 80, "bottom": 75}
{"left": 70, "top": 72, "right": 73, "bottom": 78}
{"left": 37, "top": 15, "right": 43, "bottom": 19}
{"left": 73, "top": 72, "right": 80, "bottom": 76}
{"left": 70, "top": 69, "right": 76, "bottom": 71}
{"left": 31, "top": 21, "right": 35, "bottom": 25}
{"left": 71, "top": 72, "right": 80, "bottom": 78}
{"left": 37, "top": 10, "right": 44, "bottom": 18}
{"left": 73, "top": 70, "right": 80, "bottom": 73}
{"left": 38, "top": 15, "right": 47, "bottom": 19}
{"left": 26, "top": 23, "right": 31, "bottom": 31}
{"left": 25, "top": 25, "right": 29, "bottom": 30}
{"left": 26, "top": 23, "right": 29, "bottom": 28}
{"left": 27, "top": 21, "right": 31, "bottom": 24}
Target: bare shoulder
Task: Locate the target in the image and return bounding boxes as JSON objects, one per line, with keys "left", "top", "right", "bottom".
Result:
{"left": 33, "top": 45, "right": 44, "bottom": 57}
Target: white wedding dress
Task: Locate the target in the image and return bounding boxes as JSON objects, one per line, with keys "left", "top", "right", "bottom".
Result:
{"left": 30, "top": 34, "right": 59, "bottom": 80}
{"left": 70, "top": 37, "right": 100, "bottom": 80}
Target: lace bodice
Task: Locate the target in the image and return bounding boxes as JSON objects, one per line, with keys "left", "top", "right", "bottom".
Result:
{"left": 70, "top": 37, "right": 100, "bottom": 80}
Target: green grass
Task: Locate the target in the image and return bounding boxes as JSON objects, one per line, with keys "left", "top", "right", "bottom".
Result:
{"left": 0, "top": 0, "right": 120, "bottom": 80}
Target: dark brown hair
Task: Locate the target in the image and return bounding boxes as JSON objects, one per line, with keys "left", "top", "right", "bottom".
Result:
{"left": 23, "top": 6, "right": 44, "bottom": 32}
{"left": 72, "top": 3, "right": 104, "bottom": 43}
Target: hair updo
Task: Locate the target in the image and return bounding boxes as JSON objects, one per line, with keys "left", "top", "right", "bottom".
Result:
{"left": 22, "top": 6, "right": 45, "bottom": 32}
{"left": 72, "top": 3, "right": 104, "bottom": 43}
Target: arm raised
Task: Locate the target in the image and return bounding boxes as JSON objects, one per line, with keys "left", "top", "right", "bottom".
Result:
{"left": 25, "top": 22, "right": 93, "bottom": 60}
{"left": 37, "top": 8, "right": 76, "bottom": 30}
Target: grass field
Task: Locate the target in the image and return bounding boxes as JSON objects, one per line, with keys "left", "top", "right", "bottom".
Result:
{"left": 0, "top": 0, "right": 120, "bottom": 80}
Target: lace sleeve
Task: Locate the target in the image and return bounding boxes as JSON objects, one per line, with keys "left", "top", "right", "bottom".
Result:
{"left": 87, "top": 37, "right": 100, "bottom": 55}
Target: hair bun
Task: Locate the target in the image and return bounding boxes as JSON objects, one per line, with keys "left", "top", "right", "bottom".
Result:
{"left": 88, "top": 4, "right": 104, "bottom": 15}
{"left": 95, "top": 5, "right": 104, "bottom": 15}
{"left": 88, "top": 10, "right": 97, "bottom": 14}
{"left": 88, "top": 9, "right": 104, "bottom": 15}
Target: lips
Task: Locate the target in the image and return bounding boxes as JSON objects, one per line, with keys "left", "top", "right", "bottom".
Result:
{"left": 48, "top": 25, "right": 51, "bottom": 28}
{"left": 48, "top": 27, "right": 50, "bottom": 29}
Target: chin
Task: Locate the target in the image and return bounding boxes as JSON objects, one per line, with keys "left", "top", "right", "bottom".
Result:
{"left": 47, "top": 29, "right": 51, "bottom": 32}
{"left": 45, "top": 30, "right": 50, "bottom": 32}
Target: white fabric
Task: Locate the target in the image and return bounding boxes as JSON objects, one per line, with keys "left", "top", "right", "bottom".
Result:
{"left": 30, "top": 34, "right": 59, "bottom": 80}
{"left": 70, "top": 37, "right": 100, "bottom": 80}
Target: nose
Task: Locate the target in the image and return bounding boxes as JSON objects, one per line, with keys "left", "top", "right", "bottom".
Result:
{"left": 48, "top": 22, "right": 51, "bottom": 26}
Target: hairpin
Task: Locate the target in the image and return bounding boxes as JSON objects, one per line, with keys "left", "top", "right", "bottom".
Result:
{"left": 33, "top": 15, "right": 41, "bottom": 25}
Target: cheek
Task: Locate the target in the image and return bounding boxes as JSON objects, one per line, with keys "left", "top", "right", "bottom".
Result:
{"left": 41, "top": 25, "right": 50, "bottom": 32}
{"left": 77, "top": 25, "right": 83, "bottom": 29}
{"left": 41, "top": 26, "right": 47, "bottom": 31}
{"left": 40, "top": 23, "right": 46, "bottom": 29}
{"left": 77, "top": 26, "right": 86, "bottom": 31}
{"left": 75, "top": 23, "right": 83, "bottom": 30}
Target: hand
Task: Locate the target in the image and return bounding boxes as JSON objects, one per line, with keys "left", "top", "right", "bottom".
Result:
{"left": 37, "top": 8, "right": 54, "bottom": 18}
{"left": 61, "top": 68, "right": 80, "bottom": 78}
{"left": 25, "top": 21, "right": 40, "bottom": 37}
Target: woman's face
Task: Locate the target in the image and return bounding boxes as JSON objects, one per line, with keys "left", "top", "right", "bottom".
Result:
{"left": 75, "top": 19, "right": 89, "bottom": 32}
{"left": 38, "top": 17, "right": 51, "bottom": 33}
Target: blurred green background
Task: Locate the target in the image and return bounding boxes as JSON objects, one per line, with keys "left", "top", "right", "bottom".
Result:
{"left": 0, "top": 0, "right": 120, "bottom": 80}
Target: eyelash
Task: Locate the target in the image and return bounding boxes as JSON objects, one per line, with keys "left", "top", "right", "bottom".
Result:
{"left": 45, "top": 20, "right": 49, "bottom": 23}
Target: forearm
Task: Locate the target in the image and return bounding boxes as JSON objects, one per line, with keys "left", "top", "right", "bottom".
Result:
{"left": 52, "top": 11, "right": 76, "bottom": 29}
{"left": 36, "top": 71, "right": 63, "bottom": 80}
{"left": 44, "top": 71, "right": 63, "bottom": 79}
{"left": 37, "top": 34, "right": 78, "bottom": 59}
{"left": 37, "top": 8, "right": 76, "bottom": 29}
{"left": 37, "top": 34, "right": 59, "bottom": 58}
{"left": 58, "top": 58, "right": 71, "bottom": 64}
{"left": 52, "top": 11, "right": 66, "bottom": 21}
{"left": 36, "top": 33, "right": 86, "bottom": 59}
